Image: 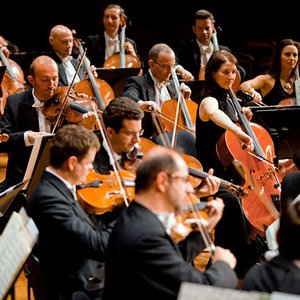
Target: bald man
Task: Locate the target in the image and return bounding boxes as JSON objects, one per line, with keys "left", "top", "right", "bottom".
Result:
{"left": 48, "top": 24, "right": 97, "bottom": 86}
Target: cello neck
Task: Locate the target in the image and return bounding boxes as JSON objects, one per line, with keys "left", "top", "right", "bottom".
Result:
{"left": 294, "top": 67, "right": 300, "bottom": 106}
{"left": 0, "top": 49, "right": 18, "bottom": 82}
{"left": 77, "top": 41, "right": 105, "bottom": 110}
{"left": 228, "top": 89, "right": 266, "bottom": 158}
{"left": 170, "top": 68, "right": 194, "bottom": 131}
{"left": 211, "top": 31, "right": 219, "bottom": 51}
{"left": 119, "top": 25, "right": 126, "bottom": 68}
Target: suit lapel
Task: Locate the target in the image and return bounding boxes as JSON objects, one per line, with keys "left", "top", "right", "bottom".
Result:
{"left": 45, "top": 172, "right": 96, "bottom": 227}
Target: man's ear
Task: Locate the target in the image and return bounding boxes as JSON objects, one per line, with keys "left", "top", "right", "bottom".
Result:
{"left": 27, "top": 75, "right": 34, "bottom": 86}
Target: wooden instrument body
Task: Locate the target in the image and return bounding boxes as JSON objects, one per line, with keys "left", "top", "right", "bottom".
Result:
{"left": 217, "top": 122, "right": 281, "bottom": 237}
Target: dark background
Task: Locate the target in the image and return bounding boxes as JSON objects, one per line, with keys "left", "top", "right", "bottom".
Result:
{"left": 1, "top": 0, "right": 299, "bottom": 71}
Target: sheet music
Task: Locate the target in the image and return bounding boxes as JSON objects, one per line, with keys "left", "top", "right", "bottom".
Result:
{"left": 0, "top": 207, "right": 38, "bottom": 299}
{"left": 23, "top": 133, "right": 54, "bottom": 191}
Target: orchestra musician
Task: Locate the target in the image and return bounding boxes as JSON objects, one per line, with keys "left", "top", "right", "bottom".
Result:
{"left": 26, "top": 124, "right": 115, "bottom": 300}
{"left": 174, "top": 9, "right": 246, "bottom": 81}
{"left": 0, "top": 55, "right": 95, "bottom": 231}
{"left": 239, "top": 39, "right": 300, "bottom": 106}
{"left": 103, "top": 146, "right": 237, "bottom": 300}
{"left": 92, "top": 96, "right": 144, "bottom": 175}
{"left": 122, "top": 43, "right": 195, "bottom": 152}
{"left": 48, "top": 24, "right": 98, "bottom": 87}
{"left": 195, "top": 50, "right": 260, "bottom": 278}
{"left": 238, "top": 39, "right": 300, "bottom": 179}
{"left": 84, "top": 4, "right": 141, "bottom": 68}
{"left": 94, "top": 97, "right": 249, "bottom": 282}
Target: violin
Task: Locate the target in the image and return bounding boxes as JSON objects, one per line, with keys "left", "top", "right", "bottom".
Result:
{"left": 76, "top": 168, "right": 135, "bottom": 215}
{"left": 170, "top": 194, "right": 214, "bottom": 246}
{"left": 42, "top": 86, "right": 97, "bottom": 128}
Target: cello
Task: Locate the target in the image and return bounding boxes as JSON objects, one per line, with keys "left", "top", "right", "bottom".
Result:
{"left": 73, "top": 38, "right": 115, "bottom": 111}
{"left": 159, "top": 68, "right": 197, "bottom": 141}
{"left": 103, "top": 14, "right": 142, "bottom": 74}
{"left": 0, "top": 48, "right": 26, "bottom": 114}
{"left": 216, "top": 89, "right": 281, "bottom": 238}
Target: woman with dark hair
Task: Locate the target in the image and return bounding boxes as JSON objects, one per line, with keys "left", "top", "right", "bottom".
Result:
{"left": 195, "top": 50, "right": 260, "bottom": 278}
{"left": 239, "top": 38, "right": 300, "bottom": 106}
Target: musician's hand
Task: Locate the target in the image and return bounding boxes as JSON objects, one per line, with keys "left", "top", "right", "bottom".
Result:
{"left": 179, "top": 83, "right": 192, "bottom": 99}
{"left": 0, "top": 44, "right": 10, "bottom": 58}
{"left": 27, "top": 131, "right": 51, "bottom": 144}
{"left": 139, "top": 100, "right": 160, "bottom": 112}
{"left": 246, "top": 89, "right": 262, "bottom": 103}
{"left": 176, "top": 65, "right": 194, "bottom": 81}
{"left": 81, "top": 111, "right": 96, "bottom": 130}
{"left": 124, "top": 41, "right": 136, "bottom": 56}
{"left": 235, "top": 127, "right": 254, "bottom": 152}
{"left": 195, "top": 168, "right": 220, "bottom": 198}
{"left": 212, "top": 246, "right": 237, "bottom": 269}
{"left": 242, "top": 107, "right": 253, "bottom": 121}
{"left": 90, "top": 65, "right": 98, "bottom": 78}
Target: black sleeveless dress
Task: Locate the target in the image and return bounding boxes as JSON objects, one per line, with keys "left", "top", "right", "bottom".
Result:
{"left": 195, "top": 86, "right": 238, "bottom": 180}
{"left": 263, "top": 78, "right": 295, "bottom": 105}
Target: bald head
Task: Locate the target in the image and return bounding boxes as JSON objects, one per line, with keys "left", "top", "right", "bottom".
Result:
{"left": 135, "top": 147, "right": 186, "bottom": 193}
{"left": 50, "top": 25, "right": 72, "bottom": 38}
{"left": 49, "top": 25, "right": 74, "bottom": 57}
{"left": 29, "top": 55, "right": 58, "bottom": 78}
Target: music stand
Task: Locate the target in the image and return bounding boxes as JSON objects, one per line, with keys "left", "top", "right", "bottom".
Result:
{"left": 23, "top": 134, "right": 54, "bottom": 198}
{"left": 0, "top": 65, "right": 6, "bottom": 86}
{"left": 96, "top": 67, "right": 141, "bottom": 97}
{"left": 251, "top": 105, "right": 300, "bottom": 159}
{"left": 0, "top": 179, "right": 30, "bottom": 217}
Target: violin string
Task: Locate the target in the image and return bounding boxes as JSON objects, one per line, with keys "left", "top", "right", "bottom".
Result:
{"left": 91, "top": 101, "right": 130, "bottom": 206}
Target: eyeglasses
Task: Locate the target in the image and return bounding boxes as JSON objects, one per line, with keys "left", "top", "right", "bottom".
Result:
{"left": 120, "top": 129, "right": 144, "bottom": 138}
{"left": 152, "top": 60, "right": 176, "bottom": 70}
{"left": 167, "top": 173, "right": 190, "bottom": 183}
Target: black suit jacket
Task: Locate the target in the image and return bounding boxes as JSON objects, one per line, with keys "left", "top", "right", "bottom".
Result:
{"left": 0, "top": 89, "right": 39, "bottom": 190}
{"left": 93, "top": 144, "right": 112, "bottom": 175}
{"left": 243, "top": 255, "right": 300, "bottom": 295}
{"left": 122, "top": 71, "right": 177, "bottom": 138}
{"left": 26, "top": 171, "right": 114, "bottom": 299}
{"left": 49, "top": 51, "right": 85, "bottom": 86}
{"left": 103, "top": 201, "right": 238, "bottom": 300}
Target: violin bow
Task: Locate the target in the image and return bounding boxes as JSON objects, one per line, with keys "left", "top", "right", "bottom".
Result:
{"left": 91, "top": 102, "right": 130, "bottom": 206}
{"left": 51, "top": 48, "right": 87, "bottom": 133}
{"left": 185, "top": 194, "right": 216, "bottom": 255}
